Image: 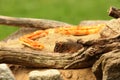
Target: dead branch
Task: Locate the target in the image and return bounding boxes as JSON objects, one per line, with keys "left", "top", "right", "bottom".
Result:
{"left": 0, "top": 34, "right": 119, "bottom": 69}
{"left": 0, "top": 15, "right": 71, "bottom": 29}
{"left": 109, "top": 7, "right": 120, "bottom": 18}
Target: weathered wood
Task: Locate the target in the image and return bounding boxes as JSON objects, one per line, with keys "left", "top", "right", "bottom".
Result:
{"left": 64, "top": 34, "right": 120, "bottom": 69}
{"left": 0, "top": 45, "right": 83, "bottom": 68}
{"left": 109, "top": 7, "right": 120, "bottom": 18}
{"left": 92, "top": 49, "right": 120, "bottom": 80}
{"left": 100, "top": 18, "right": 120, "bottom": 38}
{"left": 0, "top": 15, "right": 71, "bottom": 29}
{"left": 54, "top": 41, "right": 83, "bottom": 53}
{"left": 0, "top": 16, "right": 114, "bottom": 80}
{"left": 0, "top": 34, "right": 119, "bottom": 69}
{"left": 0, "top": 17, "right": 119, "bottom": 69}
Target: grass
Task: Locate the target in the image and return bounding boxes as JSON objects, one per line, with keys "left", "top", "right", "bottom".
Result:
{"left": 0, "top": 0, "right": 120, "bottom": 40}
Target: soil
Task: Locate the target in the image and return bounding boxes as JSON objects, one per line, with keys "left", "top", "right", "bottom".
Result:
{"left": 9, "top": 65, "right": 96, "bottom": 80}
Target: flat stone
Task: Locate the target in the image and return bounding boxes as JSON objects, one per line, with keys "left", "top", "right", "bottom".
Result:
{"left": 29, "top": 69, "right": 63, "bottom": 80}
{"left": 0, "top": 64, "right": 15, "bottom": 80}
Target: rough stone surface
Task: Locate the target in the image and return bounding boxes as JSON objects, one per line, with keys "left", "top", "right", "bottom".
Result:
{"left": 29, "top": 69, "right": 63, "bottom": 80}
{"left": 92, "top": 49, "right": 120, "bottom": 80}
{"left": 0, "top": 64, "right": 15, "bottom": 80}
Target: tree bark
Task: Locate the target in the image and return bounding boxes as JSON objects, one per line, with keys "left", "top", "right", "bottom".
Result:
{"left": 0, "top": 33, "right": 119, "bottom": 69}
{"left": 92, "top": 49, "right": 120, "bottom": 80}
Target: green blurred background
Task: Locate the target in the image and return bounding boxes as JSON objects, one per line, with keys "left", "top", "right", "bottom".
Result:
{"left": 0, "top": 0, "right": 120, "bottom": 40}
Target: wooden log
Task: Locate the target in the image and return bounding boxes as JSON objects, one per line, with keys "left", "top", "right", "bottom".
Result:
{"left": 92, "top": 49, "right": 120, "bottom": 80}
{"left": 64, "top": 34, "right": 120, "bottom": 69}
{"left": 0, "top": 15, "right": 71, "bottom": 29}
{"left": 0, "top": 34, "right": 119, "bottom": 69}
{"left": 0, "top": 17, "right": 119, "bottom": 69}
{"left": 109, "top": 7, "right": 120, "bottom": 18}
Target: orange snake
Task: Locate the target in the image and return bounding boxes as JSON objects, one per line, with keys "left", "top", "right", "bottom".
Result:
{"left": 19, "top": 24, "right": 105, "bottom": 50}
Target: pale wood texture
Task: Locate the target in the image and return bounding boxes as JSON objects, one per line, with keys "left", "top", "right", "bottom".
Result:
{"left": 0, "top": 15, "right": 71, "bottom": 29}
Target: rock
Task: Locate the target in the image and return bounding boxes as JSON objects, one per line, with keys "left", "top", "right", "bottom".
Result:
{"left": 92, "top": 49, "right": 120, "bottom": 80}
{"left": 29, "top": 69, "right": 63, "bottom": 80}
{"left": 0, "top": 64, "right": 15, "bottom": 80}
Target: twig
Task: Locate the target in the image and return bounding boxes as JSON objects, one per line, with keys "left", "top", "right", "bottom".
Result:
{"left": 109, "top": 7, "right": 120, "bottom": 18}
{"left": 0, "top": 15, "right": 71, "bottom": 29}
